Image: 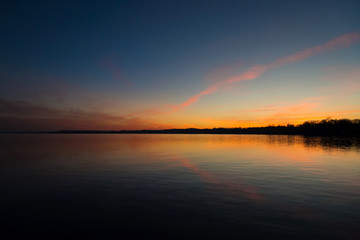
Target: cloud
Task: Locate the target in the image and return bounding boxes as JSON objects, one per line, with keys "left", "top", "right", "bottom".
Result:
{"left": 204, "top": 61, "right": 243, "bottom": 85}
{"left": 172, "top": 85, "right": 219, "bottom": 110}
{"left": 267, "top": 32, "right": 360, "bottom": 69}
{"left": 0, "top": 97, "right": 170, "bottom": 131}
{"left": 213, "top": 98, "right": 326, "bottom": 127}
{"left": 109, "top": 32, "right": 360, "bottom": 120}
{"left": 236, "top": 98, "right": 360, "bottom": 125}
{"left": 172, "top": 32, "right": 360, "bottom": 110}
{"left": 266, "top": 102, "right": 320, "bottom": 119}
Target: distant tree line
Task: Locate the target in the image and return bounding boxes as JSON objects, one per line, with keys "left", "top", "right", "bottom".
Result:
{"left": 295, "top": 118, "right": 360, "bottom": 135}
{"left": 52, "top": 118, "right": 360, "bottom": 136}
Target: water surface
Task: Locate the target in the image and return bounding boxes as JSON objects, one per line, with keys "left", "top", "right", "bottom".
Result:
{"left": 1, "top": 134, "right": 359, "bottom": 239}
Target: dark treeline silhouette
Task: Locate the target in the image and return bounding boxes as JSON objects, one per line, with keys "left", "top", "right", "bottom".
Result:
{"left": 51, "top": 118, "right": 360, "bottom": 136}
{"left": 2, "top": 118, "right": 359, "bottom": 136}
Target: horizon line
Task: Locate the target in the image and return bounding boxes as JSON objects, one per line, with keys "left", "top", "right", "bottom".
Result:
{"left": 1, "top": 118, "right": 359, "bottom": 134}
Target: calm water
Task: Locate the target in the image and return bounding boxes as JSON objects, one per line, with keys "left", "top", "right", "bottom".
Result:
{"left": 1, "top": 134, "right": 360, "bottom": 239}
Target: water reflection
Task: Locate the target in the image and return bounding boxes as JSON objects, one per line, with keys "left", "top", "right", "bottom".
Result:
{"left": 0, "top": 134, "right": 359, "bottom": 239}
{"left": 178, "top": 157, "right": 265, "bottom": 202}
{"left": 303, "top": 135, "right": 360, "bottom": 150}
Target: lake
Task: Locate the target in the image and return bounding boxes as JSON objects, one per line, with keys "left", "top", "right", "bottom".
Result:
{"left": 1, "top": 134, "right": 359, "bottom": 239}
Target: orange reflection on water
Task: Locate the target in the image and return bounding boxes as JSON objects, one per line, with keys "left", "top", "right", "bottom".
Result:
{"left": 1, "top": 133, "right": 359, "bottom": 227}
{"left": 1, "top": 134, "right": 359, "bottom": 190}
{"left": 178, "top": 157, "right": 265, "bottom": 203}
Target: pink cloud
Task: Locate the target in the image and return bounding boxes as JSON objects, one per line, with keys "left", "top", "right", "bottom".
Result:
{"left": 172, "top": 32, "right": 360, "bottom": 111}
{"left": 172, "top": 85, "right": 219, "bottom": 110}
{"left": 233, "top": 100, "right": 321, "bottom": 122}
{"left": 268, "top": 102, "right": 320, "bottom": 119}
{"left": 204, "top": 61, "right": 243, "bottom": 85}
{"left": 255, "top": 101, "right": 360, "bottom": 124}
{"left": 268, "top": 32, "right": 360, "bottom": 69}
{"left": 225, "top": 98, "right": 326, "bottom": 126}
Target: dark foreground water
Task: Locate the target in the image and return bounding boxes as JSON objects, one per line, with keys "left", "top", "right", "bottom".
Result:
{"left": 1, "top": 134, "right": 359, "bottom": 239}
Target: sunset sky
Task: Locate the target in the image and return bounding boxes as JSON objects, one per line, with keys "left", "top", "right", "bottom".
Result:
{"left": 1, "top": 0, "right": 360, "bottom": 131}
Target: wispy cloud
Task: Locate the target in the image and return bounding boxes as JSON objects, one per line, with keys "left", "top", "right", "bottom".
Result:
{"left": 231, "top": 96, "right": 359, "bottom": 126}
{"left": 0, "top": 97, "right": 170, "bottom": 131}
{"left": 172, "top": 32, "right": 360, "bottom": 110}
{"left": 265, "top": 102, "right": 321, "bottom": 120}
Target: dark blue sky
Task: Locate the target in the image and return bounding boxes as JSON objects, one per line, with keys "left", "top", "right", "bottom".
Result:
{"left": 1, "top": 0, "right": 359, "bottom": 130}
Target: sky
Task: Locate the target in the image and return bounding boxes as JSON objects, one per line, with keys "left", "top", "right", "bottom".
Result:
{"left": 1, "top": 0, "right": 360, "bottom": 131}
